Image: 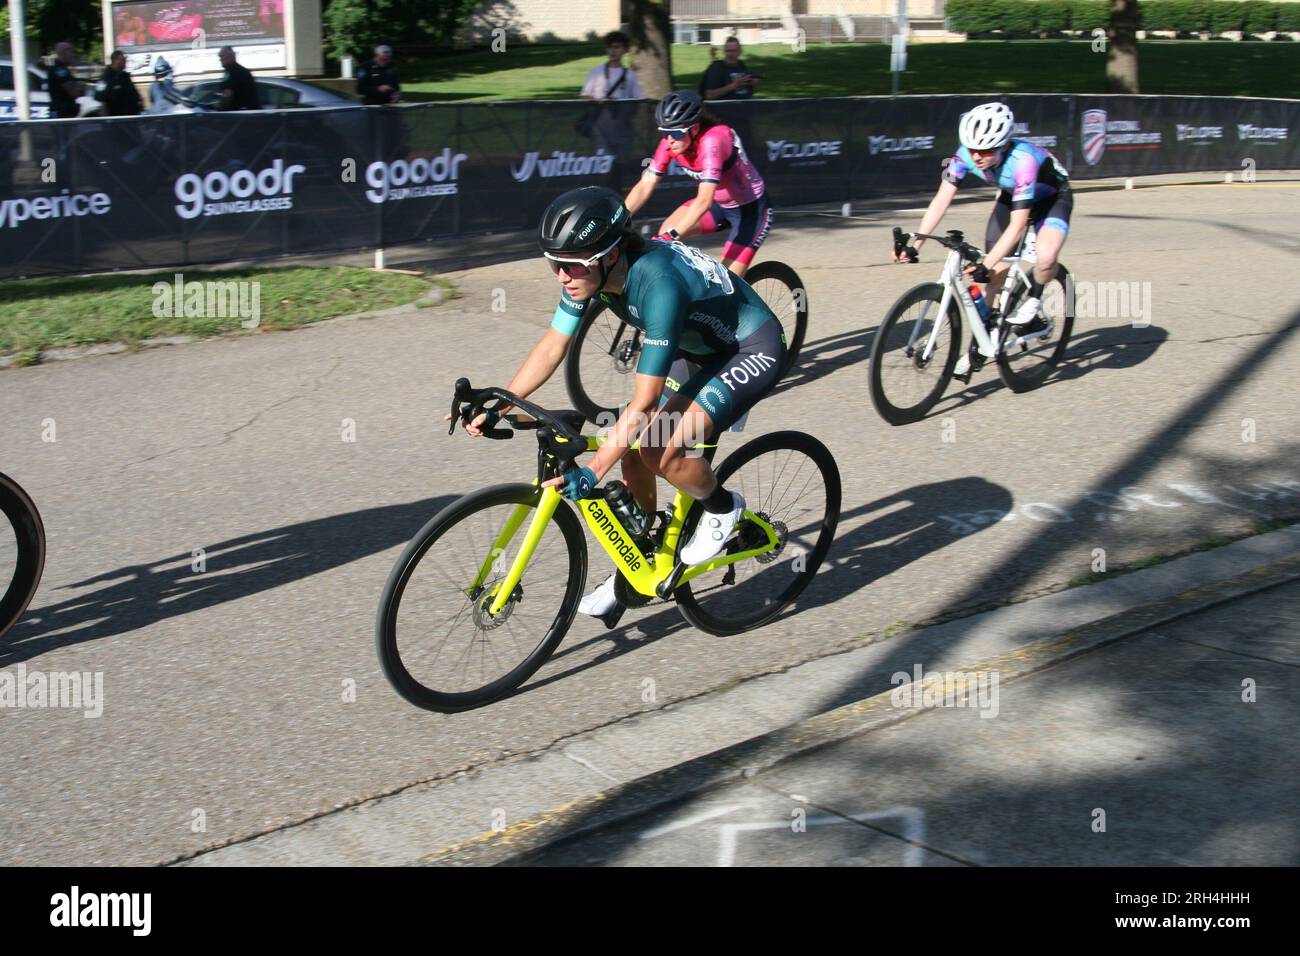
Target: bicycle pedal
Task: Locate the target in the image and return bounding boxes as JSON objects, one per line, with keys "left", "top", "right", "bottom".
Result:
{"left": 598, "top": 603, "right": 627, "bottom": 630}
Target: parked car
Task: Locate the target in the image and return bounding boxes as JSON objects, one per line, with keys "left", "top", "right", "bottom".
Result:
{"left": 148, "top": 76, "right": 358, "bottom": 114}
{"left": 0, "top": 58, "right": 106, "bottom": 120}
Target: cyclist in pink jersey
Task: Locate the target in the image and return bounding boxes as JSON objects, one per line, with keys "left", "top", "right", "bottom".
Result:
{"left": 623, "top": 90, "right": 771, "bottom": 277}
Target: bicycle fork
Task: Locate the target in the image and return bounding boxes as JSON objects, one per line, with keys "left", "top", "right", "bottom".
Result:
{"left": 470, "top": 489, "right": 563, "bottom": 617}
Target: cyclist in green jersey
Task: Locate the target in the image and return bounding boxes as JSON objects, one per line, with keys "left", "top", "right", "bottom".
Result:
{"left": 456, "top": 186, "right": 786, "bottom": 616}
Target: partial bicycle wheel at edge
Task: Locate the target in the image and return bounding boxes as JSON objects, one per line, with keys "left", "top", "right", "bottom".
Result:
{"left": 376, "top": 484, "right": 587, "bottom": 712}
{"left": 995, "top": 265, "right": 1075, "bottom": 393}
{"left": 744, "top": 260, "right": 808, "bottom": 377}
{"left": 676, "top": 430, "right": 841, "bottom": 636}
{"left": 0, "top": 472, "right": 45, "bottom": 641}
{"left": 565, "top": 299, "right": 638, "bottom": 426}
{"left": 868, "top": 282, "right": 961, "bottom": 426}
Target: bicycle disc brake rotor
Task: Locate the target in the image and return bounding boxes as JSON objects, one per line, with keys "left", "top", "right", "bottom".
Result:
{"left": 470, "top": 584, "right": 522, "bottom": 630}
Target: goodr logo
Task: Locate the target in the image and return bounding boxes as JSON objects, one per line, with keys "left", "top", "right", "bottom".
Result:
{"left": 365, "top": 149, "right": 467, "bottom": 203}
{"left": 174, "top": 159, "right": 304, "bottom": 220}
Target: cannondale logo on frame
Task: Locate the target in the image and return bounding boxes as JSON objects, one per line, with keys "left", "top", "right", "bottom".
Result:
{"left": 173, "top": 159, "right": 305, "bottom": 220}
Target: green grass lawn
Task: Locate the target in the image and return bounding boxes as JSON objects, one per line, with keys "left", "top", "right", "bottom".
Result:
{"left": 0, "top": 266, "right": 434, "bottom": 360}
{"left": 311, "top": 40, "right": 1300, "bottom": 101}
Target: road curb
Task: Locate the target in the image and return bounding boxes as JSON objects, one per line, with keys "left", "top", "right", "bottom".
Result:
{"left": 423, "top": 551, "right": 1300, "bottom": 866}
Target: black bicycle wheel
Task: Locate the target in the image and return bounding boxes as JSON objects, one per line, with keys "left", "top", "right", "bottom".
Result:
{"left": 868, "top": 282, "right": 961, "bottom": 426}
{"left": 744, "top": 260, "right": 808, "bottom": 377}
{"left": 376, "top": 484, "right": 587, "bottom": 712}
{"left": 995, "top": 266, "right": 1075, "bottom": 393}
{"left": 676, "top": 431, "right": 840, "bottom": 636}
{"left": 0, "top": 473, "right": 45, "bottom": 641}
{"left": 564, "top": 299, "right": 640, "bottom": 427}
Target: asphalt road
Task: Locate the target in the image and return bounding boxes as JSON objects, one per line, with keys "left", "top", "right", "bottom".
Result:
{"left": 1, "top": 173, "right": 1298, "bottom": 865}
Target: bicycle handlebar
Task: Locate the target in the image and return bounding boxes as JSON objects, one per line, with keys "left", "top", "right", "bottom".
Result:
{"left": 893, "top": 227, "right": 983, "bottom": 263}
{"left": 449, "top": 378, "right": 588, "bottom": 466}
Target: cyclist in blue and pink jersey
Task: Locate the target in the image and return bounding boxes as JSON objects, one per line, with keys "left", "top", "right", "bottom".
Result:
{"left": 897, "top": 102, "right": 1073, "bottom": 334}
{"left": 623, "top": 90, "right": 770, "bottom": 277}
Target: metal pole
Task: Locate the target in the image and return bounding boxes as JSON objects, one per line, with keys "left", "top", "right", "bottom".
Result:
{"left": 891, "top": 0, "right": 908, "bottom": 95}
{"left": 8, "top": 0, "right": 32, "bottom": 121}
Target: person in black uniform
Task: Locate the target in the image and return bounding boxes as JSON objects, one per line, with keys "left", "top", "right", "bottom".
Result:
{"left": 94, "top": 50, "right": 143, "bottom": 116}
{"left": 46, "top": 42, "right": 86, "bottom": 119}
{"left": 356, "top": 45, "right": 400, "bottom": 106}
{"left": 216, "top": 46, "right": 260, "bottom": 111}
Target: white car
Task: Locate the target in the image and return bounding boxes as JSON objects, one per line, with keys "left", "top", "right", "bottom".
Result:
{"left": 1, "top": 58, "right": 108, "bottom": 121}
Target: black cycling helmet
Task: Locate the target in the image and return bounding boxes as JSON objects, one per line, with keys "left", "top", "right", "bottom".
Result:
{"left": 537, "top": 186, "right": 633, "bottom": 256}
{"left": 655, "top": 90, "right": 703, "bottom": 129}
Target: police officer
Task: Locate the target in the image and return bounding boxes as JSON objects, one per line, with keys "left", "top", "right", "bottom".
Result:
{"left": 217, "top": 46, "right": 260, "bottom": 111}
{"left": 46, "top": 42, "right": 86, "bottom": 119}
{"left": 94, "top": 50, "right": 143, "bottom": 116}
{"left": 357, "top": 45, "right": 400, "bottom": 106}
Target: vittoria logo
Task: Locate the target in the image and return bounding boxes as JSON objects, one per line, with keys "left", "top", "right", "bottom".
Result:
{"left": 511, "top": 149, "right": 615, "bottom": 182}
{"left": 586, "top": 501, "right": 644, "bottom": 571}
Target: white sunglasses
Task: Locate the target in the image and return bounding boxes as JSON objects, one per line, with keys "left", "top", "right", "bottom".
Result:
{"left": 543, "top": 235, "right": 623, "bottom": 270}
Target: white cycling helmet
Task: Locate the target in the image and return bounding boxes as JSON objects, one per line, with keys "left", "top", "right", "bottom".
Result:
{"left": 959, "top": 102, "right": 1015, "bottom": 151}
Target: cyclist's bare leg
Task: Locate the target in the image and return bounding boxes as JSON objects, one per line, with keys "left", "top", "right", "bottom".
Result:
{"left": 635, "top": 399, "right": 719, "bottom": 500}
{"left": 985, "top": 259, "right": 1013, "bottom": 305}
{"left": 619, "top": 392, "right": 694, "bottom": 513}
{"left": 1029, "top": 225, "right": 1065, "bottom": 287}
{"left": 721, "top": 255, "right": 750, "bottom": 278}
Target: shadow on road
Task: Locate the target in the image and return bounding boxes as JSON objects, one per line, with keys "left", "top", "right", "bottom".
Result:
{"left": 1, "top": 496, "right": 456, "bottom": 666}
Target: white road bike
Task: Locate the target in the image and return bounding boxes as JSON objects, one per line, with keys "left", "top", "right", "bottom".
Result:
{"left": 868, "top": 226, "right": 1074, "bottom": 425}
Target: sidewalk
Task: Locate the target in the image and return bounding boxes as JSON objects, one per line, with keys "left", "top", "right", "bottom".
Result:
{"left": 507, "top": 576, "right": 1299, "bottom": 866}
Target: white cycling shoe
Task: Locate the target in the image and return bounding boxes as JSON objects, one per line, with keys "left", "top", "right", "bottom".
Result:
{"left": 679, "top": 493, "right": 746, "bottom": 566}
{"left": 579, "top": 573, "right": 618, "bottom": 617}
{"left": 1007, "top": 295, "right": 1042, "bottom": 326}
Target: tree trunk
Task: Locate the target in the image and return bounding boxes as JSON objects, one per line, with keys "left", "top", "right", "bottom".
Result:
{"left": 628, "top": 0, "right": 673, "bottom": 99}
{"left": 1106, "top": 0, "right": 1140, "bottom": 93}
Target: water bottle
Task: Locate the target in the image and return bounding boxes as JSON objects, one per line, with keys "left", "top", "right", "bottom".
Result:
{"left": 969, "top": 284, "right": 990, "bottom": 320}
{"left": 603, "top": 482, "right": 654, "bottom": 555}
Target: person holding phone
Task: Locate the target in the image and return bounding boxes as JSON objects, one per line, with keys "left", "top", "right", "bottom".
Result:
{"left": 699, "top": 37, "right": 759, "bottom": 101}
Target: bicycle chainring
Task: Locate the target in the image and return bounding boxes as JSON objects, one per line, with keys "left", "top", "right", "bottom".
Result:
{"left": 614, "top": 572, "right": 656, "bottom": 608}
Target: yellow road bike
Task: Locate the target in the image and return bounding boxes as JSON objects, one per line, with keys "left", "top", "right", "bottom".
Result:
{"left": 376, "top": 378, "right": 840, "bottom": 712}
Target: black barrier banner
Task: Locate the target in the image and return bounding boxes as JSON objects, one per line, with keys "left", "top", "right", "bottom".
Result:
{"left": 2, "top": 94, "right": 1297, "bottom": 280}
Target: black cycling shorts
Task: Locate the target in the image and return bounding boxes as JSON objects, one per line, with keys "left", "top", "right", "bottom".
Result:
{"left": 986, "top": 186, "right": 1073, "bottom": 249}
{"left": 659, "top": 319, "right": 786, "bottom": 433}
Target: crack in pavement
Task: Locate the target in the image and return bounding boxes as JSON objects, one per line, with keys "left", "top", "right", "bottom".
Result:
{"left": 118, "top": 356, "right": 345, "bottom": 473}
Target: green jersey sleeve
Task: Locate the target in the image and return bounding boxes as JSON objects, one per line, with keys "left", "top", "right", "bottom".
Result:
{"left": 633, "top": 277, "right": 689, "bottom": 377}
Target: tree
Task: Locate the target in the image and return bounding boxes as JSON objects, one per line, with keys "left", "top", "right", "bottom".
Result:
{"left": 627, "top": 0, "right": 672, "bottom": 98}
{"left": 1106, "top": 0, "right": 1140, "bottom": 93}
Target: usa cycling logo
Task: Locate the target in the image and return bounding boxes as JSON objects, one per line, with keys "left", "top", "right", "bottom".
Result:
{"left": 1081, "top": 109, "right": 1107, "bottom": 166}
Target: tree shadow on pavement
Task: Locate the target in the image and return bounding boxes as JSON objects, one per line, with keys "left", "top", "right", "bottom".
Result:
{"left": 0, "top": 496, "right": 456, "bottom": 666}
{"left": 922, "top": 323, "right": 1170, "bottom": 423}
{"left": 488, "top": 308, "right": 1300, "bottom": 865}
